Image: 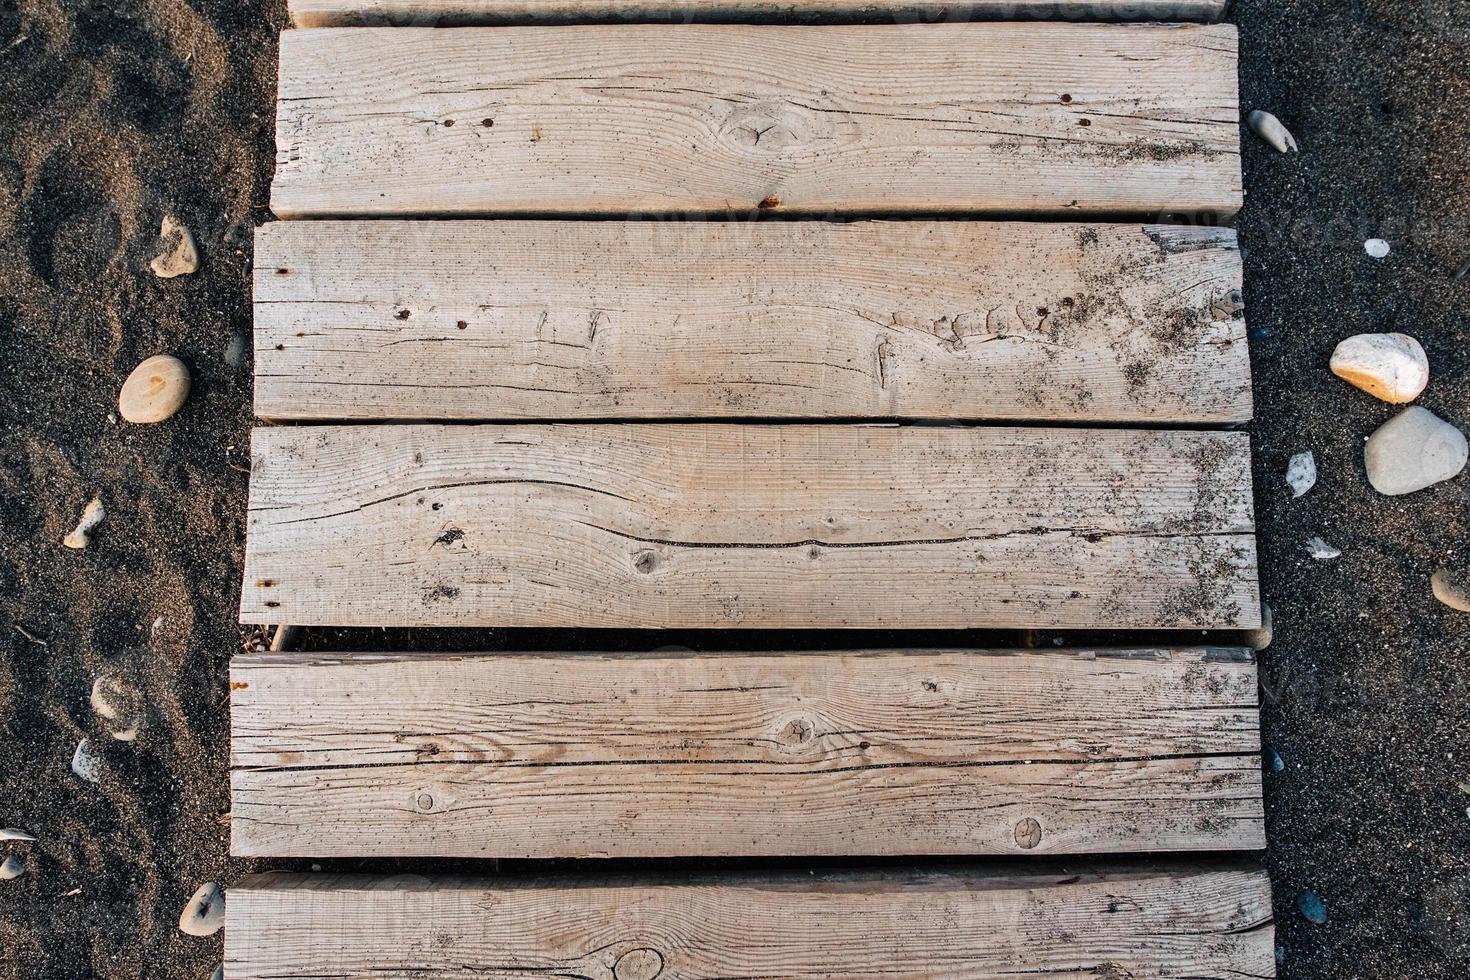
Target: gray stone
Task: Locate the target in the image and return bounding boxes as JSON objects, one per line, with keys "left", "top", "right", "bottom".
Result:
{"left": 1432, "top": 568, "right": 1470, "bottom": 613}
{"left": 1364, "top": 406, "right": 1468, "bottom": 496}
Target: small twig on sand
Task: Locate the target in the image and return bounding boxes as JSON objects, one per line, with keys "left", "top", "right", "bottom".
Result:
{"left": 1453, "top": 254, "right": 1470, "bottom": 282}
{"left": 14, "top": 624, "right": 48, "bottom": 647}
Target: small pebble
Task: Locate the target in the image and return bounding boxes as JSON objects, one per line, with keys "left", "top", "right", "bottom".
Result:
{"left": 1244, "top": 601, "right": 1273, "bottom": 652}
{"left": 1286, "top": 451, "right": 1317, "bottom": 498}
{"left": 180, "top": 881, "right": 225, "bottom": 937}
{"left": 224, "top": 333, "right": 249, "bottom": 369}
{"left": 1247, "top": 110, "right": 1298, "bottom": 153}
{"left": 211, "top": 966, "right": 223, "bottom": 980}
{"left": 1266, "top": 747, "right": 1285, "bottom": 772}
{"left": 118, "top": 354, "right": 191, "bottom": 424}
{"left": 70, "top": 738, "right": 101, "bottom": 783}
{"left": 1431, "top": 568, "right": 1470, "bottom": 613}
{"left": 0, "top": 854, "right": 22, "bottom": 881}
{"left": 1330, "top": 332, "right": 1429, "bottom": 403}
{"left": 149, "top": 216, "right": 199, "bottom": 278}
{"left": 1298, "top": 890, "right": 1329, "bottom": 924}
{"left": 0, "top": 828, "right": 35, "bottom": 842}
{"left": 1364, "top": 406, "right": 1468, "bottom": 496}
{"left": 1305, "top": 537, "right": 1341, "bottom": 561}
{"left": 63, "top": 496, "right": 105, "bottom": 550}
{"left": 1365, "top": 239, "right": 1392, "bottom": 259}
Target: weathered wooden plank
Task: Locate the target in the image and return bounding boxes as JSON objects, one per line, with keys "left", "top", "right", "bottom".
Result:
{"left": 272, "top": 24, "right": 1243, "bottom": 218}
{"left": 253, "top": 220, "right": 1251, "bottom": 423}
{"left": 231, "top": 647, "right": 1264, "bottom": 858}
{"left": 239, "top": 423, "right": 1259, "bottom": 629}
{"left": 225, "top": 867, "right": 1277, "bottom": 979}
{"left": 289, "top": 0, "right": 1231, "bottom": 28}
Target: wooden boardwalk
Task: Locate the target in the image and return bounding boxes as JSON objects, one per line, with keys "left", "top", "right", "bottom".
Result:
{"left": 235, "top": 4, "right": 1270, "bottom": 977}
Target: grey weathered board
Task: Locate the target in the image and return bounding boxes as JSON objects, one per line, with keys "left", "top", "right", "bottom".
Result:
{"left": 253, "top": 220, "right": 1251, "bottom": 423}
{"left": 272, "top": 24, "right": 1242, "bottom": 217}
{"left": 231, "top": 647, "right": 1264, "bottom": 858}
{"left": 290, "top": 0, "right": 1231, "bottom": 28}
{"left": 239, "top": 423, "right": 1259, "bottom": 630}
{"left": 225, "top": 867, "right": 1276, "bottom": 979}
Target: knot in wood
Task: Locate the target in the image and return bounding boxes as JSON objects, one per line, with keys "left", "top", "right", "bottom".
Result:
{"left": 613, "top": 947, "right": 664, "bottom": 980}
{"left": 781, "top": 717, "right": 816, "bottom": 746}
{"left": 1014, "top": 817, "right": 1043, "bottom": 850}
{"left": 632, "top": 550, "right": 657, "bottom": 574}
{"left": 414, "top": 791, "right": 436, "bottom": 813}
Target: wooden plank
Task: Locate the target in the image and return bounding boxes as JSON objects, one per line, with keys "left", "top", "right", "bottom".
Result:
{"left": 253, "top": 220, "right": 1252, "bottom": 424}
{"left": 272, "top": 24, "right": 1243, "bottom": 218}
{"left": 289, "top": 0, "right": 1232, "bottom": 28}
{"left": 225, "top": 867, "right": 1277, "bottom": 979}
{"left": 231, "top": 647, "right": 1264, "bottom": 858}
{"left": 239, "top": 423, "right": 1259, "bottom": 629}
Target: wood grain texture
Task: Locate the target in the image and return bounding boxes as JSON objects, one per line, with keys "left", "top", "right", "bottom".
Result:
{"left": 231, "top": 647, "right": 1264, "bottom": 858}
{"left": 225, "top": 867, "right": 1276, "bottom": 979}
{"left": 239, "top": 423, "right": 1259, "bottom": 629}
{"left": 272, "top": 24, "right": 1243, "bottom": 217}
{"left": 288, "top": 0, "right": 1231, "bottom": 28}
{"left": 253, "top": 220, "right": 1251, "bottom": 423}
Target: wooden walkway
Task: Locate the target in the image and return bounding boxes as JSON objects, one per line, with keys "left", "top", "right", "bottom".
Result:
{"left": 234, "top": 2, "right": 1270, "bottom": 976}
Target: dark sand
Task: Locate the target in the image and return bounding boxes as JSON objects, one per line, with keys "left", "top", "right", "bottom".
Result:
{"left": 1, "top": 0, "right": 1468, "bottom": 977}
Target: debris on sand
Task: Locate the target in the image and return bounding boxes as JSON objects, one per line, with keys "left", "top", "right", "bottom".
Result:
{"left": 1330, "top": 332, "right": 1428, "bottom": 403}
{"left": 149, "top": 216, "right": 200, "bottom": 278}
{"left": 1305, "top": 537, "right": 1342, "bottom": 560}
{"left": 0, "top": 854, "right": 22, "bottom": 881}
{"left": 1431, "top": 568, "right": 1470, "bottom": 612}
{"left": 1298, "top": 890, "right": 1329, "bottom": 924}
{"left": 179, "top": 881, "right": 225, "bottom": 937}
{"left": 1364, "top": 406, "right": 1468, "bottom": 495}
{"left": 1365, "top": 238, "right": 1392, "bottom": 259}
{"left": 70, "top": 738, "right": 101, "bottom": 783}
{"left": 1247, "top": 110, "right": 1298, "bottom": 153}
{"left": 1286, "top": 451, "right": 1317, "bottom": 498}
{"left": 63, "top": 496, "right": 105, "bottom": 550}
{"left": 119, "top": 354, "right": 191, "bottom": 424}
{"left": 91, "top": 675, "right": 142, "bottom": 742}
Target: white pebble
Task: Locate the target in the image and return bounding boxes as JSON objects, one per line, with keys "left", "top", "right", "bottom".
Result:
{"left": 1305, "top": 537, "right": 1342, "bottom": 560}
{"left": 0, "top": 828, "right": 35, "bottom": 842}
{"left": 1365, "top": 406, "right": 1469, "bottom": 496}
{"left": 70, "top": 739, "right": 102, "bottom": 783}
{"left": 149, "top": 216, "right": 200, "bottom": 278}
{"left": 180, "top": 881, "right": 226, "bottom": 937}
{"left": 63, "top": 497, "right": 105, "bottom": 550}
{"left": 0, "top": 854, "right": 22, "bottom": 881}
{"left": 1247, "top": 110, "right": 1298, "bottom": 153}
{"left": 1286, "top": 451, "right": 1317, "bottom": 498}
{"left": 1330, "top": 333, "right": 1428, "bottom": 404}
{"left": 1366, "top": 239, "right": 1391, "bottom": 259}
